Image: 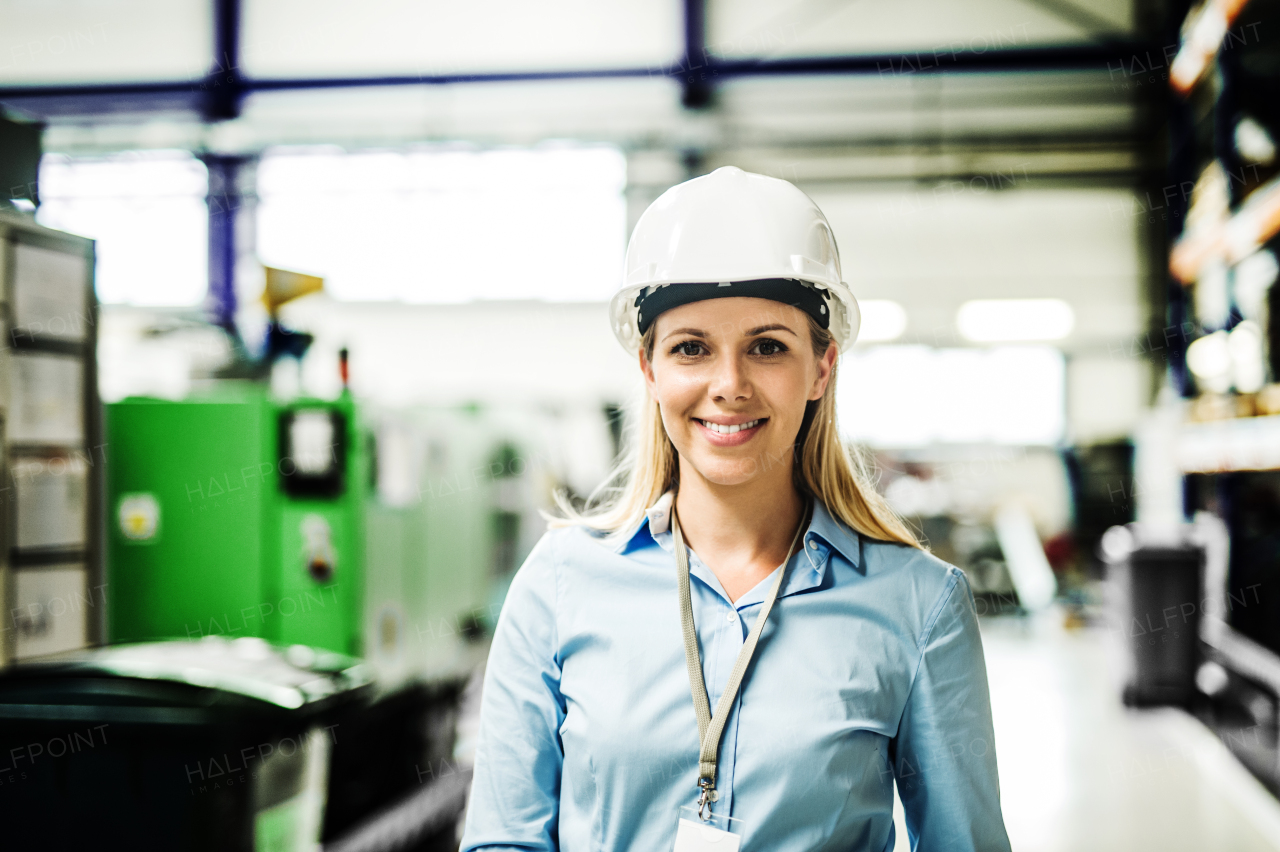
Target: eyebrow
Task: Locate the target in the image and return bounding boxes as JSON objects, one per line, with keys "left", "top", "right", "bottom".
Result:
{"left": 746, "top": 323, "right": 799, "bottom": 337}
{"left": 661, "top": 328, "right": 708, "bottom": 342}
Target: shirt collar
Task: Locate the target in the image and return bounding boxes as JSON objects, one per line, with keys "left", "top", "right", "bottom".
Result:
{"left": 619, "top": 490, "right": 862, "bottom": 577}
{"left": 646, "top": 490, "right": 675, "bottom": 535}
{"left": 804, "top": 499, "right": 862, "bottom": 571}
{"left": 618, "top": 490, "right": 673, "bottom": 554}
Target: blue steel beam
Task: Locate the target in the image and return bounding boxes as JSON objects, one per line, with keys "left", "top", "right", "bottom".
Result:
{"left": 202, "top": 0, "right": 244, "bottom": 120}
{"left": 681, "top": 0, "right": 711, "bottom": 109}
{"left": 201, "top": 153, "right": 247, "bottom": 331}
{"left": 0, "top": 43, "right": 1151, "bottom": 119}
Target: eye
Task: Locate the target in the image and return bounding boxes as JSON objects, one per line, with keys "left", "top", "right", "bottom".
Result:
{"left": 751, "top": 338, "right": 789, "bottom": 357}
{"left": 670, "top": 340, "right": 707, "bottom": 358}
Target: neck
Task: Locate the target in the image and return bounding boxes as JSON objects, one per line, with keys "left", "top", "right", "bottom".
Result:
{"left": 674, "top": 460, "right": 806, "bottom": 602}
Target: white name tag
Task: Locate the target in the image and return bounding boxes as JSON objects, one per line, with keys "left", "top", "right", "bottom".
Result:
{"left": 674, "top": 818, "right": 741, "bottom": 852}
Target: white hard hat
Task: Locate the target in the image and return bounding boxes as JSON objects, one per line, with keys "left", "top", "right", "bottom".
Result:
{"left": 610, "top": 166, "right": 860, "bottom": 353}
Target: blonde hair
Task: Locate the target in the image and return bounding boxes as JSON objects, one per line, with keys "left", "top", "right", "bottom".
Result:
{"left": 551, "top": 316, "right": 921, "bottom": 549}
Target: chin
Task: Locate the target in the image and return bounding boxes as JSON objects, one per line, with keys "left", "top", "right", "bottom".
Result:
{"left": 684, "top": 452, "right": 769, "bottom": 487}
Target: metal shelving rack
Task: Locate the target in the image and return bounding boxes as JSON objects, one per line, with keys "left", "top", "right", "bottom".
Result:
{"left": 1177, "top": 414, "right": 1280, "bottom": 472}
{"left": 1161, "top": 0, "right": 1280, "bottom": 786}
{"left": 0, "top": 210, "right": 100, "bottom": 665}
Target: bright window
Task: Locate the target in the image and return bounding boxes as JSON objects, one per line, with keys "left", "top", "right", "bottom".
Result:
{"left": 256, "top": 145, "right": 627, "bottom": 303}
{"left": 37, "top": 151, "right": 209, "bottom": 306}
{"left": 957, "top": 298, "right": 1075, "bottom": 342}
{"left": 838, "top": 345, "right": 1065, "bottom": 446}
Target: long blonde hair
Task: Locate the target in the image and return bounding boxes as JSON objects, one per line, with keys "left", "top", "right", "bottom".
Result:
{"left": 551, "top": 316, "right": 921, "bottom": 549}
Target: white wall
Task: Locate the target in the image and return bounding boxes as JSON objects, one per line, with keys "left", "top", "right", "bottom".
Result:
{"left": 812, "top": 185, "right": 1147, "bottom": 351}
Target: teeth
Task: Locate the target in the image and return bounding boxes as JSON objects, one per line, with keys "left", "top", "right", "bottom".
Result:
{"left": 701, "top": 419, "right": 761, "bottom": 434}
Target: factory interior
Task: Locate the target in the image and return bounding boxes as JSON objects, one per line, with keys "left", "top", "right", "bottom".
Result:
{"left": 2, "top": 0, "right": 1280, "bottom": 849}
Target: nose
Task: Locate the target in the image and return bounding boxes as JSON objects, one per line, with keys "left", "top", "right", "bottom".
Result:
{"left": 709, "top": 353, "right": 752, "bottom": 402}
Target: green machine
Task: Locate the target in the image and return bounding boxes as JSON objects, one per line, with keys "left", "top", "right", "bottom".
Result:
{"left": 107, "top": 385, "right": 365, "bottom": 655}
{"left": 105, "top": 384, "right": 543, "bottom": 842}
{"left": 105, "top": 386, "right": 537, "bottom": 687}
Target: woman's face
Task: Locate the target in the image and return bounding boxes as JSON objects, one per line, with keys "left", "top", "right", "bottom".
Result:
{"left": 642, "top": 297, "right": 837, "bottom": 489}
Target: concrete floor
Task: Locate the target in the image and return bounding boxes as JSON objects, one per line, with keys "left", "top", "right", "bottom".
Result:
{"left": 896, "top": 611, "right": 1280, "bottom": 852}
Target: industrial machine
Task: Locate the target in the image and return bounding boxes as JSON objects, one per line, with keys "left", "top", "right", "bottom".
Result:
{"left": 0, "top": 210, "right": 101, "bottom": 666}
{"left": 105, "top": 388, "right": 538, "bottom": 684}
{"left": 107, "top": 386, "right": 365, "bottom": 654}
{"left": 104, "top": 384, "right": 543, "bottom": 844}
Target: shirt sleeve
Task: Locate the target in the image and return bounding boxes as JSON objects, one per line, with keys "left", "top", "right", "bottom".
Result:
{"left": 892, "top": 569, "right": 1011, "bottom": 852}
{"left": 460, "top": 534, "right": 565, "bottom": 852}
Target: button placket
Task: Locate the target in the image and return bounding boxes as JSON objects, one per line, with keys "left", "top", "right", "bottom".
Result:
{"left": 706, "top": 595, "right": 728, "bottom": 707}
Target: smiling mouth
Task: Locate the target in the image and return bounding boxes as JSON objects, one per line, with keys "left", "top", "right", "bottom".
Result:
{"left": 695, "top": 418, "right": 766, "bottom": 434}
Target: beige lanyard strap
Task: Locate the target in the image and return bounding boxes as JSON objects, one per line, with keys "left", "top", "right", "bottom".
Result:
{"left": 673, "top": 503, "right": 809, "bottom": 818}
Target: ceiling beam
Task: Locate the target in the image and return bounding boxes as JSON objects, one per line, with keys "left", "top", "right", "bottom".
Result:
{"left": 202, "top": 0, "right": 244, "bottom": 121}
{"left": 1, "top": 42, "right": 1153, "bottom": 121}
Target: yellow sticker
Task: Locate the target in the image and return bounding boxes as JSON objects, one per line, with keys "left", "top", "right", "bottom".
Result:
{"left": 118, "top": 493, "right": 160, "bottom": 542}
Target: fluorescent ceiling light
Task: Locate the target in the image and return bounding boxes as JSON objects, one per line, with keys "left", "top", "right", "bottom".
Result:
{"left": 856, "top": 299, "right": 907, "bottom": 342}
{"left": 957, "top": 299, "right": 1075, "bottom": 342}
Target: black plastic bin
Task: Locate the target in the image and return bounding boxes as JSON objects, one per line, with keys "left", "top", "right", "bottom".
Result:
{"left": 1102, "top": 523, "right": 1205, "bottom": 707}
{"left": 0, "top": 637, "right": 372, "bottom": 851}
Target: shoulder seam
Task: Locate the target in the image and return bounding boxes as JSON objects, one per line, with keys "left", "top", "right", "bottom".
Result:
{"left": 903, "top": 566, "right": 962, "bottom": 700}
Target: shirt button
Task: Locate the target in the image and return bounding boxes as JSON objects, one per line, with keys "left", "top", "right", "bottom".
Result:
{"left": 809, "top": 540, "right": 818, "bottom": 550}
{"left": 727, "top": 611, "right": 737, "bottom": 623}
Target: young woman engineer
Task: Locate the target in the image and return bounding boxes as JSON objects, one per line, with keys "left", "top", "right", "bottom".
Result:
{"left": 461, "top": 167, "right": 1011, "bottom": 852}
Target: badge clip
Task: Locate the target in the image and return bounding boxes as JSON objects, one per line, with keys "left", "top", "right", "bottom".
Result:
{"left": 696, "top": 779, "right": 719, "bottom": 821}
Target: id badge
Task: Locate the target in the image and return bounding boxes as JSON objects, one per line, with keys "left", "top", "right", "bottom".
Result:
{"left": 673, "top": 805, "right": 745, "bottom": 852}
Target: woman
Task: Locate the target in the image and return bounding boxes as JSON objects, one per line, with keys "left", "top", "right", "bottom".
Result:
{"left": 461, "top": 167, "right": 1010, "bottom": 851}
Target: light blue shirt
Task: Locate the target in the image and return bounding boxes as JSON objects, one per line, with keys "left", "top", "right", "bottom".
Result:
{"left": 461, "top": 499, "right": 1011, "bottom": 852}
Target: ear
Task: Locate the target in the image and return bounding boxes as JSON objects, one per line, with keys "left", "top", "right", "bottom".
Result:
{"left": 809, "top": 342, "right": 838, "bottom": 401}
{"left": 640, "top": 347, "right": 657, "bottom": 396}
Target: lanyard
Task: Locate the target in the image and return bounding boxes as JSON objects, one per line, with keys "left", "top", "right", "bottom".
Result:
{"left": 673, "top": 502, "right": 809, "bottom": 820}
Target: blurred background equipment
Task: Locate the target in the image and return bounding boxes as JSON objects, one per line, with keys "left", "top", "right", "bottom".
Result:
{"left": 263, "top": 267, "right": 325, "bottom": 315}
{"left": 101, "top": 371, "right": 547, "bottom": 846}
{"left": 105, "top": 388, "right": 365, "bottom": 655}
{"left": 994, "top": 503, "right": 1059, "bottom": 611}
{"left": 1101, "top": 523, "right": 1204, "bottom": 707}
{"left": 0, "top": 210, "right": 100, "bottom": 666}
{"left": 4, "top": 0, "right": 1280, "bottom": 849}
{"left": 0, "top": 638, "right": 371, "bottom": 850}
{"left": 0, "top": 115, "right": 41, "bottom": 210}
